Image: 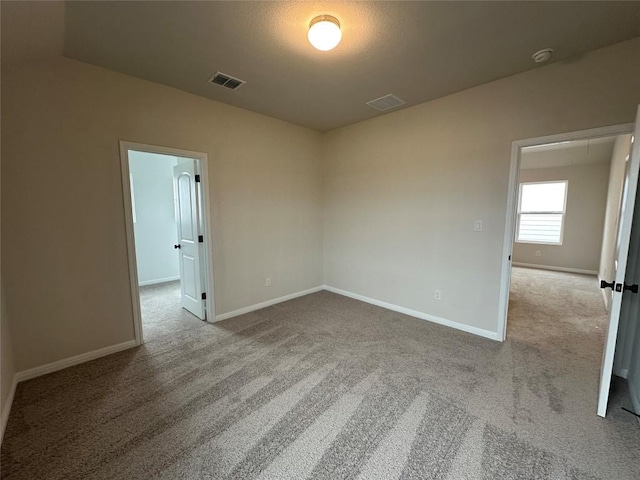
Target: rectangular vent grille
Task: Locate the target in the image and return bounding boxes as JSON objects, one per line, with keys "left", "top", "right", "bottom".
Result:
{"left": 208, "top": 72, "right": 246, "bottom": 90}
{"left": 366, "top": 94, "right": 406, "bottom": 111}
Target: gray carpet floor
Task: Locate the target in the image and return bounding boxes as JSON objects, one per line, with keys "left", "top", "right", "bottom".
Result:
{"left": 1, "top": 269, "right": 639, "bottom": 479}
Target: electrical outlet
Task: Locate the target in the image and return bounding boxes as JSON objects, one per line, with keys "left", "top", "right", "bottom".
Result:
{"left": 434, "top": 289, "right": 442, "bottom": 301}
{"left": 474, "top": 220, "right": 483, "bottom": 232}
{"left": 535, "top": 250, "right": 541, "bottom": 257}
{"left": 265, "top": 277, "right": 272, "bottom": 287}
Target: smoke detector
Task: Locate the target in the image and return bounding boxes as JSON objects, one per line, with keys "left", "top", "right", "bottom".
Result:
{"left": 532, "top": 48, "right": 554, "bottom": 63}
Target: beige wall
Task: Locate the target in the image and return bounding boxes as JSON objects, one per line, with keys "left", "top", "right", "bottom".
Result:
{"left": 2, "top": 35, "right": 639, "bottom": 373}
{"left": 323, "top": 38, "right": 640, "bottom": 334}
{"left": 2, "top": 57, "right": 323, "bottom": 371}
{"left": 513, "top": 163, "right": 610, "bottom": 272}
{"left": 1, "top": 284, "right": 15, "bottom": 433}
{"left": 1, "top": 92, "right": 16, "bottom": 434}
{"left": 599, "top": 135, "right": 633, "bottom": 309}
{"left": 0, "top": 42, "right": 15, "bottom": 431}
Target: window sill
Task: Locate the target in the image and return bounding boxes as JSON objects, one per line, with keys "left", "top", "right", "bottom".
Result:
{"left": 515, "top": 240, "right": 563, "bottom": 246}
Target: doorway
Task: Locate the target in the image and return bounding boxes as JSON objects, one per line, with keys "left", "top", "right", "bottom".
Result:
{"left": 120, "top": 141, "right": 216, "bottom": 345}
{"left": 497, "top": 118, "right": 640, "bottom": 417}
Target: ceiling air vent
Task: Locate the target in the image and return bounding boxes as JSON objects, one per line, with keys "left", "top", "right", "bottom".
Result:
{"left": 366, "top": 94, "right": 406, "bottom": 111}
{"left": 208, "top": 72, "right": 246, "bottom": 90}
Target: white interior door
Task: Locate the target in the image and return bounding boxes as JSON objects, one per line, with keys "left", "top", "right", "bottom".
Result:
{"left": 598, "top": 106, "right": 640, "bottom": 417}
{"left": 174, "top": 160, "right": 206, "bottom": 320}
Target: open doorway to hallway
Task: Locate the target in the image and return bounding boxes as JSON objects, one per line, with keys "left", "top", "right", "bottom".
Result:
{"left": 499, "top": 121, "right": 640, "bottom": 418}
{"left": 138, "top": 281, "right": 203, "bottom": 340}
{"left": 508, "top": 134, "right": 630, "bottom": 343}
{"left": 120, "top": 142, "right": 216, "bottom": 344}
{"left": 508, "top": 267, "right": 608, "bottom": 350}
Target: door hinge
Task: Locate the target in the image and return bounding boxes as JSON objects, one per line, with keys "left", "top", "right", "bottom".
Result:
{"left": 600, "top": 280, "right": 615, "bottom": 290}
{"left": 201, "top": 292, "right": 207, "bottom": 300}
{"left": 198, "top": 235, "right": 204, "bottom": 243}
{"left": 195, "top": 174, "right": 201, "bottom": 183}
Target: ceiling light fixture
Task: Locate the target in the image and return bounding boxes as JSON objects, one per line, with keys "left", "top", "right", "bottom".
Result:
{"left": 308, "top": 15, "right": 341, "bottom": 51}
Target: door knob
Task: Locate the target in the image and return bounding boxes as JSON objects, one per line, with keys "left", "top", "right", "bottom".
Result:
{"left": 174, "top": 244, "right": 181, "bottom": 249}
{"left": 624, "top": 284, "right": 639, "bottom": 294}
{"left": 600, "top": 280, "right": 615, "bottom": 290}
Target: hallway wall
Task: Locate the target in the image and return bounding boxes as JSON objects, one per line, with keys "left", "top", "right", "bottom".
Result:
{"left": 129, "top": 152, "right": 180, "bottom": 286}
{"left": 513, "top": 163, "right": 610, "bottom": 273}
{"left": 600, "top": 135, "right": 633, "bottom": 309}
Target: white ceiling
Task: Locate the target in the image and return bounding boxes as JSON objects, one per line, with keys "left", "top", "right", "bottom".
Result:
{"left": 520, "top": 136, "right": 618, "bottom": 170}
{"left": 5, "top": 2, "right": 640, "bottom": 132}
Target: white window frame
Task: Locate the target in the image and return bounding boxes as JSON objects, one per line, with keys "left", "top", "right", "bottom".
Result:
{"left": 515, "top": 180, "right": 568, "bottom": 245}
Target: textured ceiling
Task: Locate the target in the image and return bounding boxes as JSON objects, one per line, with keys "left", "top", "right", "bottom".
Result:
{"left": 62, "top": 1, "right": 640, "bottom": 131}
{"left": 1, "top": 1, "right": 65, "bottom": 65}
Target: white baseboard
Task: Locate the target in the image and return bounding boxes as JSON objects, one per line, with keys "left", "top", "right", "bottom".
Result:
{"left": 1, "top": 375, "right": 17, "bottom": 447}
{"left": 139, "top": 276, "right": 180, "bottom": 287}
{"left": 216, "top": 284, "right": 500, "bottom": 341}
{"left": 15, "top": 340, "right": 138, "bottom": 383}
{"left": 631, "top": 383, "right": 640, "bottom": 425}
{"left": 322, "top": 285, "right": 500, "bottom": 341}
{"left": 1, "top": 283, "right": 499, "bottom": 444}
{"left": 512, "top": 262, "right": 597, "bottom": 276}
{"left": 1, "top": 339, "right": 137, "bottom": 446}
{"left": 215, "top": 286, "right": 324, "bottom": 322}
{"left": 614, "top": 368, "right": 629, "bottom": 379}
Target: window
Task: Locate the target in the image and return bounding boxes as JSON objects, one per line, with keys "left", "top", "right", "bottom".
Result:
{"left": 516, "top": 181, "right": 568, "bottom": 244}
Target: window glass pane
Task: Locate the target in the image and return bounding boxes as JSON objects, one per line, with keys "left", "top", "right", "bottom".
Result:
{"left": 520, "top": 182, "right": 566, "bottom": 212}
{"left": 518, "top": 213, "right": 563, "bottom": 243}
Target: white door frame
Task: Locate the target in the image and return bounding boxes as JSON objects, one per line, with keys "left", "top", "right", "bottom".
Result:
{"left": 119, "top": 141, "right": 217, "bottom": 346}
{"left": 497, "top": 123, "right": 635, "bottom": 342}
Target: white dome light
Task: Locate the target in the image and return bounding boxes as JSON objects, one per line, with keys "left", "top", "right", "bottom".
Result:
{"left": 308, "top": 15, "right": 341, "bottom": 51}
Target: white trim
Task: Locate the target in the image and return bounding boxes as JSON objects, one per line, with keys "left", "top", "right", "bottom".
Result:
{"left": 0, "top": 281, "right": 500, "bottom": 444}
{"left": 199, "top": 154, "right": 217, "bottom": 323}
{"left": 1, "top": 375, "right": 17, "bottom": 446}
{"left": 598, "top": 275, "right": 611, "bottom": 311}
{"left": 119, "top": 141, "right": 218, "bottom": 346}
{"left": 597, "top": 110, "right": 640, "bottom": 417}
{"left": 120, "top": 142, "right": 144, "bottom": 345}
{"left": 215, "top": 286, "right": 324, "bottom": 322}
{"left": 498, "top": 123, "right": 635, "bottom": 343}
{"left": 323, "top": 285, "right": 499, "bottom": 341}
{"left": 138, "top": 276, "right": 181, "bottom": 287}
{"left": 612, "top": 150, "right": 640, "bottom": 397}
{"left": 515, "top": 180, "right": 568, "bottom": 246}
{"left": 14, "top": 340, "right": 138, "bottom": 383}
{"left": 512, "top": 262, "right": 597, "bottom": 276}
{"left": 216, "top": 285, "right": 499, "bottom": 341}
